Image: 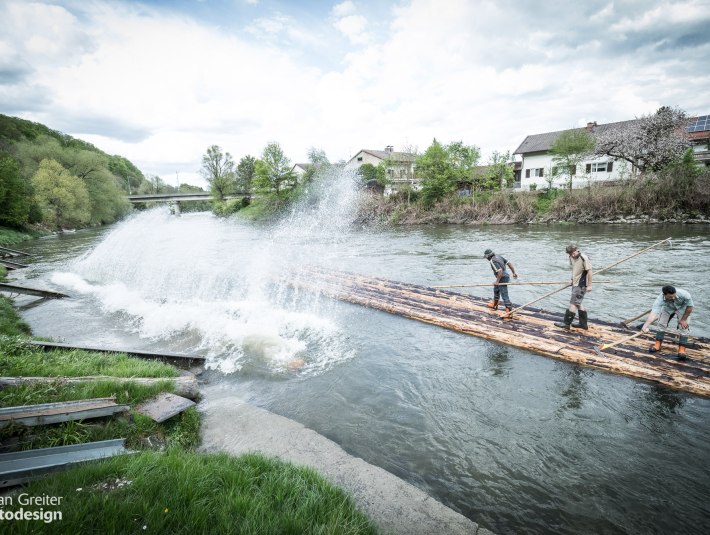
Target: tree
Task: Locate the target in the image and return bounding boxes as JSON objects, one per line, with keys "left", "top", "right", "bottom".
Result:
{"left": 301, "top": 147, "right": 330, "bottom": 182}
{"left": 594, "top": 106, "right": 691, "bottom": 174}
{"left": 0, "top": 152, "right": 31, "bottom": 226}
{"left": 200, "top": 145, "right": 236, "bottom": 200}
{"left": 487, "top": 150, "right": 514, "bottom": 189}
{"left": 550, "top": 129, "right": 595, "bottom": 190}
{"left": 236, "top": 155, "right": 256, "bottom": 194}
{"left": 358, "top": 163, "right": 385, "bottom": 184}
{"left": 445, "top": 141, "right": 480, "bottom": 184}
{"left": 31, "top": 159, "right": 90, "bottom": 228}
{"left": 416, "top": 139, "right": 456, "bottom": 208}
{"left": 253, "top": 142, "right": 294, "bottom": 196}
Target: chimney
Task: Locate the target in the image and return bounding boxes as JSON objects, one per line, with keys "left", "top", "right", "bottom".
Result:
{"left": 586, "top": 121, "right": 597, "bottom": 131}
{"left": 385, "top": 145, "right": 393, "bottom": 154}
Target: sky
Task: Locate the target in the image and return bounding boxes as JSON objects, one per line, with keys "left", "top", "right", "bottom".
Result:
{"left": 1, "top": 0, "right": 709, "bottom": 188}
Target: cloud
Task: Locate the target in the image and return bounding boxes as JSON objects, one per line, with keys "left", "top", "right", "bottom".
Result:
{"left": 331, "top": 1, "right": 371, "bottom": 45}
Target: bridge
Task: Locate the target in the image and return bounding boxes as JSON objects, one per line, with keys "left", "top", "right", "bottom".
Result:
{"left": 127, "top": 192, "right": 248, "bottom": 214}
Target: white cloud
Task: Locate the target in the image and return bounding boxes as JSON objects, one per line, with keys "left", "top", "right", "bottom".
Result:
{"left": 333, "top": 14, "right": 370, "bottom": 44}
{"left": 331, "top": 1, "right": 356, "bottom": 18}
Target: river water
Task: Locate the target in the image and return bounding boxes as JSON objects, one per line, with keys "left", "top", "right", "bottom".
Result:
{"left": 7, "top": 175, "right": 710, "bottom": 534}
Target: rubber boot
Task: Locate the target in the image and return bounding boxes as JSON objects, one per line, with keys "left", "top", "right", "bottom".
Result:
{"left": 487, "top": 299, "right": 499, "bottom": 310}
{"left": 649, "top": 333, "right": 664, "bottom": 353}
{"left": 572, "top": 310, "right": 588, "bottom": 330}
{"left": 554, "top": 310, "right": 575, "bottom": 329}
{"left": 500, "top": 306, "right": 513, "bottom": 319}
{"left": 676, "top": 335, "right": 688, "bottom": 361}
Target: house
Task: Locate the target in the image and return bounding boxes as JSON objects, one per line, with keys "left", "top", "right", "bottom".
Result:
{"left": 513, "top": 120, "right": 636, "bottom": 191}
{"left": 688, "top": 115, "right": 710, "bottom": 167}
{"left": 514, "top": 114, "right": 710, "bottom": 191}
{"left": 344, "top": 146, "right": 420, "bottom": 195}
{"left": 291, "top": 163, "right": 312, "bottom": 178}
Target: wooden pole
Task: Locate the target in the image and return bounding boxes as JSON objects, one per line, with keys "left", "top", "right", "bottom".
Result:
{"left": 598, "top": 330, "right": 647, "bottom": 351}
{"left": 620, "top": 309, "right": 652, "bottom": 328}
{"left": 506, "top": 238, "right": 672, "bottom": 316}
{"left": 433, "top": 280, "right": 616, "bottom": 288}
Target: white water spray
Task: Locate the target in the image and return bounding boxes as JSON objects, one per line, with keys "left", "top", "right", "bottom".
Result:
{"left": 50, "top": 168, "right": 363, "bottom": 375}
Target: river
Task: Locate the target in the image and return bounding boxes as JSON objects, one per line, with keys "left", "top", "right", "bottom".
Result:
{"left": 7, "top": 176, "right": 710, "bottom": 535}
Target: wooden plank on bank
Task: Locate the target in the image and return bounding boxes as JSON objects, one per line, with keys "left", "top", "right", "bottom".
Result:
{"left": 0, "top": 283, "right": 69, "bottom": 299}
{"left": 0, "top": 398, "right": 128, "bottom": 428}
{"left": 0, "top": 245, "right": 32, "bottom": 257}
{"left": 0, "top": 374, "right": 200, "bottom": 400}
{"left": 289, "top": 267, "right": 710, "bottom": 398}
{"left": 0, "top": 259, "right": 28, "bottom": 270}
{"left": 28, "top": 340, "right": 205, "bottom": 369}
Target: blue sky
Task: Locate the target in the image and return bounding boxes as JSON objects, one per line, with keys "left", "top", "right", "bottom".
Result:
{"left": 1, "top": 0, "right": 709, "bottom": 187}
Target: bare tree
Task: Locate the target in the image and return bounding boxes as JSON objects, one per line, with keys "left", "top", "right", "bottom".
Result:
{"left": 594, "top": 106, "right": 690, "bottom": 175}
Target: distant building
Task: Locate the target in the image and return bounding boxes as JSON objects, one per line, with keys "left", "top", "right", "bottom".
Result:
{"left": 291, "top": 163, "right": 312, "bottom": 178}
{"left": 688, "top": 115, "right": 710, "bottom": 167}
{"left": 344, "top": 146, "right": 420, "bottom": 196}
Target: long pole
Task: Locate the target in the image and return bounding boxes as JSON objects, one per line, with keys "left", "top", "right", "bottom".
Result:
{"left": 620, "top": 309, "right": 652, "bottom": 328}
{"left": 598, "top": 331, "right": 647, "bottom": 351}
{"left": 433, "top": 280, "right": 616, "bottom": 288}
{"left": 506, "top": 237, "right": 672, "bottom": 316}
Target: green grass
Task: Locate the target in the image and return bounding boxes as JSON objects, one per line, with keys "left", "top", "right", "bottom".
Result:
{"left": 0, "top": 225, "right": 42, "bottom": 246}
{"left": 0, "top": 336, "right": 180, "bottom": 378}
{"left": 0, "top": 296, "right": 31, "bottom": 336}
{"left": 10, "top": 451, "right": 379, "bottom": 535}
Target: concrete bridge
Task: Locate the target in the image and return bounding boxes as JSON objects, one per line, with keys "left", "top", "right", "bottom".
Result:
{"left": 127, "top": 192, "right": 248, "bottom": 214}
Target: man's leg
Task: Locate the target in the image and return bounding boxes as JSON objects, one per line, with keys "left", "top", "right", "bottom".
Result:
{"left": 650, "top": 311, "right": 672, "bottom": 353}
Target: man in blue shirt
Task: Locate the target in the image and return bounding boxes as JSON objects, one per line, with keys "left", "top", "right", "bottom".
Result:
{"left": 641, "top": 285, "right": 694, "bottom": 360}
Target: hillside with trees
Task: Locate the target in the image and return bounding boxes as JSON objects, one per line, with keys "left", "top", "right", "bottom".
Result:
{"left": 0, "top": 114, "right": 146, "bottom": 230}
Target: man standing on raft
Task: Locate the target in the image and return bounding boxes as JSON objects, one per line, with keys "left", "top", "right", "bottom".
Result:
{"left": 554, "top": 244, "right": 593, "bottom": 330}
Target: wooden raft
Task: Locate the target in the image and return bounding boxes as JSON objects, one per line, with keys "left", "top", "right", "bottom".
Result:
{"left": 290, "top": 268, "right": 710, "bottom": 398}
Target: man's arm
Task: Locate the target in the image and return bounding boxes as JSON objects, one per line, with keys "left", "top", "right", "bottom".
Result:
{"left": 642, "top": 311, "right": 660, "bottom": 333}
{"left": 506, "top": 261, "right": 518, "bottom": 279}
{"left": 679, "top": 306, "right": 693, "bottom": 330}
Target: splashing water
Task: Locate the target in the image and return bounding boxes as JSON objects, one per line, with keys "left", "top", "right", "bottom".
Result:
{"left": 50, "top": 168, "right": 364, "bottom": 375}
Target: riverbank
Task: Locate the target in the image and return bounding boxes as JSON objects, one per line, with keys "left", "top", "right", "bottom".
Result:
{"left": 353, "top": 172, "right": 710, "bottom": 226}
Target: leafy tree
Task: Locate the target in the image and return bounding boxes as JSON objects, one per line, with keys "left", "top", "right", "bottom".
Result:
{"left": 253, "top": 142, "right": 294, "bottom": 196}
{"left": 31, "top": 159, "right": 91, "bottom": 228}
{"left": 358, "top": 163, "right": 385, "bottom": 184}
{"left": 487, "top": 150, "right": 514, "bottom": 189}
{"left": 416, "top": 139, "right": 455, "bottom": 208}
{"left": 200, "top": 145, "right": 236, "bottom": 200}
{"left": 236, "top": 155, "right": 256, "bottom": 194}
{"left": 594, "top": 106, "right": 691, "bottom": 174}
{"left": 445, "top": 141, "right": 480, "bottom": 183}
{"left": 551, "top": 129, "right": 595, "bottom": 189}
{"left": 0, "top": 152, "right": 31, "bottom": 227}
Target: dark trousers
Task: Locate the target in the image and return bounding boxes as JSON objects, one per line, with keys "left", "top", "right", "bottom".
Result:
{"left": 493, "top": 274, "right": 512, "bottom": 307}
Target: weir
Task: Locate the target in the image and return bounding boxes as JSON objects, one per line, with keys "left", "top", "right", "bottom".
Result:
{"left": 291, "top": 267, "right": 710, "bottom": 398}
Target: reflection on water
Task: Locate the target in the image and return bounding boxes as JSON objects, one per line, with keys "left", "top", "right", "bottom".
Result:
{"left": 558, "top": 366, "right": 589, "bottom": 412}
{"left": 10, "top": 210, "right": 710, "bottom": 535}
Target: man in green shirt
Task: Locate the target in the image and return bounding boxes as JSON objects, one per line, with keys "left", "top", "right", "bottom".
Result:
{"left": 554, "top": 244, "right": 593, "bottom": 330}
{"left": 641, "top": 285, "right": 694, "bottom": 360}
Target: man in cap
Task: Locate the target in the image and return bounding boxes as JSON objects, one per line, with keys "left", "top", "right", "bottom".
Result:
{"left": 484, "top": 248, "right": 518, "bottom": 316}
{"left": 641, "top": 285, "right": 694, "bottom": 360}
{"left": 554, "top": 244, "right": 593, "bottom": 329}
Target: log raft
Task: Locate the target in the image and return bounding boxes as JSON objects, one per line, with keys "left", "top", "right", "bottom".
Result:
{"left": 290, "top": 268, "right": 710, "bottom": 398}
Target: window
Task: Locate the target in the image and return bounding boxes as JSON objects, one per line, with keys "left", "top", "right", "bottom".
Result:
{"left": 525, "top": 168, "right": 544, "bottom": 178}
{"left": 357, "top": 156, "right": 363, "bottom": 162}
{"left": 586, "top": 162, "right": 614, "bottom": 173}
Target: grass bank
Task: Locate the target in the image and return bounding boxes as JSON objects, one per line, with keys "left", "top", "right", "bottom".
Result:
{"left": 8, "top": 451, "right": 378, "bottom": 535}
{"left": 0, "top": 225, "right": 45, "bottom": 247}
